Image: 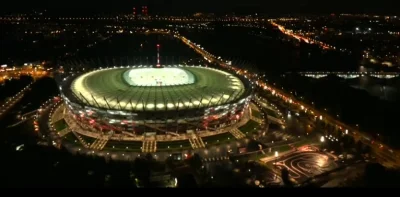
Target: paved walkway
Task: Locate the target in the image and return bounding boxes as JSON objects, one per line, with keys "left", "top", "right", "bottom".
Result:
{"left": 260, "top": 149, "right": 297, "bottom": 163}
{"left": 57, "top": 103, "right": 252, "bottom": 143}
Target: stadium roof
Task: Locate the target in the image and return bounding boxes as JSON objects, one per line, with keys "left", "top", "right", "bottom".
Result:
{"left": 70, "top": 66, "right": 247, "bottom": 111}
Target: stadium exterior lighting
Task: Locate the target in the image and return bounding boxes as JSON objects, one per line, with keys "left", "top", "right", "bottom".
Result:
{"left": 56, "top": 65, "right": 253, "bottom": 153}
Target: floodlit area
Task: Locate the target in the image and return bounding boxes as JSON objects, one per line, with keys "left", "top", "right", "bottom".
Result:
{"left": 271, "top": 151, "right": 339, "bottom": 183}
{"left": 69, "top": 66, "right": 247, "bottom": 111}
{"left": 124, "top": 68, "right": 195, "bottom": 86}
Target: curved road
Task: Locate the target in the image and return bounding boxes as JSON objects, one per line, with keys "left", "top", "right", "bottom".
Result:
{"left": 177, "top": 33, "right": 400, "bottom": 168}
{"left": 274, "top": 151, "right": 338, "bottom": 183}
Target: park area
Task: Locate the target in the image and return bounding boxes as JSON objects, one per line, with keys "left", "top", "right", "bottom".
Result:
{"left": 157, "top": 140, "right": 192, "bottom": 151}
{"left": 202, "top": 132, "right": 235, "bottom": 146}
{"left": 239, "top": 120, "right": 261, "bottom": 135}
{"left": 53, "top": 119, "right": 68, "bottom": 131}
{"left": 251, "top": 109, "right": 263, "bottom": 119}
{"left": 103, "top": 140, "right": 143, "bottom": 152}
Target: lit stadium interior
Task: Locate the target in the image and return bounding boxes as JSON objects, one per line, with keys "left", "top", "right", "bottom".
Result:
{"left": 124, "top": 67, "right": 195, "bottom": 86}
{"left": 57, "top": 65, "right": 253, "bottom": 140}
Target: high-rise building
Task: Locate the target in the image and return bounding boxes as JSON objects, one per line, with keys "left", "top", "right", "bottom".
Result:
{"left": 142, "top": 6, "right": 148, "bottom": 16}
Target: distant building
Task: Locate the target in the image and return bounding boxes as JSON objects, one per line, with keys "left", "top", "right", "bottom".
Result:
{"left": 142, "top": 6, "right": 148, "bottom": 16}
{"left": 193, "top": 12, "right": 215, "bottom": 18}
{"left": 133, "top": 7, "right": 137, "bottom": 17}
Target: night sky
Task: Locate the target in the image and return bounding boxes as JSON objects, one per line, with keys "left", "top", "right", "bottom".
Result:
{"left": 1, "top": 0, "right": 398, "bottom": 15}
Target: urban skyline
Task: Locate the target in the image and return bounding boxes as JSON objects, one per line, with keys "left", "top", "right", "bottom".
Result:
{"left": 1, "top": 0, "right": 399, "bottom": 15}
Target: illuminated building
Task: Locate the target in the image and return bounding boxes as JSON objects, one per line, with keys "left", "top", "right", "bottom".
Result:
{"left": 57, "top": 65, "right": 252, "bottom": 135}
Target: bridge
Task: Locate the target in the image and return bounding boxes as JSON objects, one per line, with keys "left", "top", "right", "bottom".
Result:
{"left": 7, "top": 109, "right": 38, "bottom": 128}
{"left": 0, "top": 83, "right": 33, "bottom": 119}
{"left": 296, "top": 71, "right": 400, "bottom": 79}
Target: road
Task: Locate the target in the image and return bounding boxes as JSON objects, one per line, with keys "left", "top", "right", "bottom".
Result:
{"left": 271, "top": 88, "right": 400, "bottom": 167}
{"left": 0, "top": 83, "right": 33, "bottom": 119}
{"left": 176, "top": 33, "right": 400, "bottom": 168}
{"left": 7, "top": 109, "right": 38, "bottom": 128}
{"left": 270, "top": 21, "right": 334, "bottom": 50}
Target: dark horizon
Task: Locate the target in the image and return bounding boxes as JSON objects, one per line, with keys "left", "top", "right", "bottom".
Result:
{"left": 1, "top": 0, "right": 399, "bottom": 16}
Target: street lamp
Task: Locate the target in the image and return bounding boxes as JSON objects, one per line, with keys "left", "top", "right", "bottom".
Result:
{"left": 320, "top": 136, "right": 325, "bottom": 150}
{"left": 345, "top": 129, "right": 348, "bottom": 135}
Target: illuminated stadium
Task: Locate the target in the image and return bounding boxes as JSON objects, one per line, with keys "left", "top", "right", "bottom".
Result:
{"left": 56, "top": 65, "right": 252, "bottom": 151}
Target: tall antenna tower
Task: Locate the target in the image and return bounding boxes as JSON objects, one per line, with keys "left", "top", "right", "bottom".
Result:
{"left": 156, "top": 44, "right": 160, "bottom": 67}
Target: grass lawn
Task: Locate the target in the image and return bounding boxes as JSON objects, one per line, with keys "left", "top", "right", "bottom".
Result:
{"left": 103, "top": 140, "right": 143, "bottom": 152}
{"left": 202, "top": 132, "right": 235, "bottom": 146}
{"left": 76, "top": 133, "right": 96, "bottom": 145}
{"left": 263, "top": 107, "right": 279, "bottom": 118}
{"left": 157, "top": 140, "right": 192, "bottom": 151}
{"left": 239, "top": 120, "right": 261, "bottom": 135}
{"left": 261, "top": 138, "right": 318, "bottom": 158}
{"left": 251, "top": 109, "right": 263, "bottom": 119}
{"left": 272, "top": 144, "right": 292, "bottom": 153}
{"left": 53, "top": 119, "right": 68, "bottom": 131}
{"left": 62, "top": 132, "right": 80, "bottom": 145}
{"left": 245, "top": 145, "right": 293, "bottom": 160}
{"left": 291, "top": 137, "right": 317, "bottom": 147}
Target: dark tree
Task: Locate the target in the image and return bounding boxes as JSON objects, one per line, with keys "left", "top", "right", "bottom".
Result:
{"left": 281, "top": 168, "right": 294, "bottom": 187}
{"left": 145, "top": 153, "right": 154, "bottom": 161}
{"left": 356, "top": 140, "right": 363, "bottom": 152}
{"left": 187, "top": 153, "right": 203, "bottom": 170}
{"left": 177, "top": 174, "right": 198, "bottom": 188}
{"left": 343, "top": 135, "right": 355, "bottom": 149}
{"left": 342, "top": 163, "right": 400, "bottom": 187}
{"left": 247, "top": 140, "right": 261, "bottom": 152}
{"left": 362, "top": 145, "right": 372, "bottom": 155}
{"left": 165, "top": 156, "right": 176, "bottom": 171}
{"left": 133, "top": 157, "right": 151, "bottom": 186}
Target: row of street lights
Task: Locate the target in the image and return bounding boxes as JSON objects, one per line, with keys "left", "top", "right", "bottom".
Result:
{"left": 0, "top": 82, "right": 33, "bottom": 117}
{"left": 176, "top": 32, "right": 398, "bottom": 159}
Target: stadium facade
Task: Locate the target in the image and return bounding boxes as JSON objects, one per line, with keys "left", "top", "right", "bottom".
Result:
{"left": 57, "top": 65, "right": 252, "bottom": 135}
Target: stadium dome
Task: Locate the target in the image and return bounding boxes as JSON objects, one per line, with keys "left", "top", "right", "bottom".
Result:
{"left": 69, "top": 66, "right": 247, "bottom": 111}
{"left": 58, "top": 65, "right": 252, "bottom": 134}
